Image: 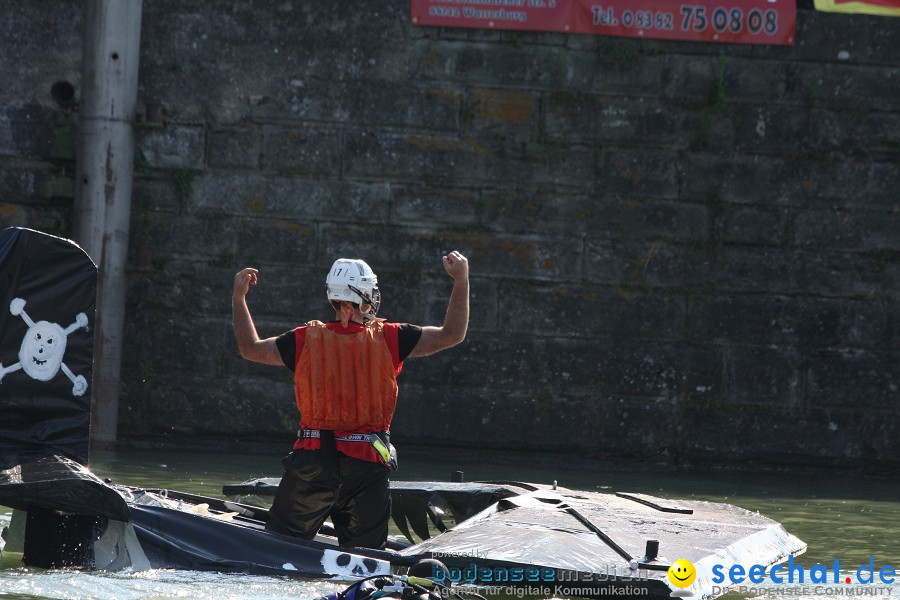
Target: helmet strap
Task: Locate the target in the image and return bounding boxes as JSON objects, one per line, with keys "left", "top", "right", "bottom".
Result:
{"left": 348, "top": 284, "right": 380, "bottom": 320}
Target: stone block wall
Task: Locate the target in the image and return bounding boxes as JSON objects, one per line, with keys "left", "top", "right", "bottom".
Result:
{"left": 1, "top": 1, "right": 897, "bottom": 470}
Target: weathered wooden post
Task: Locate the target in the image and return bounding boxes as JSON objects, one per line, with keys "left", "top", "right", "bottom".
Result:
{"left": 73, "top": 0, "right": 143, "bottom": 450}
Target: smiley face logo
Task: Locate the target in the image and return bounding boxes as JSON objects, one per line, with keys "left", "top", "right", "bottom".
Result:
{"left": 668, "top": 558, "right": 697, "bottom": 588}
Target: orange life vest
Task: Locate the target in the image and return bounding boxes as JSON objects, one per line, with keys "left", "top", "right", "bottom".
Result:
{"left": 293, "top": 320, "right": 398, "bottom": 432}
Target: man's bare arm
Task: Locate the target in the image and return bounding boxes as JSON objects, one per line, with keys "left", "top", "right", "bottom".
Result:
{"left": 408, "top": 251, "right": 470, "bottom": 359}
{"left": 232, "top": 267, "right": 283, "bottom": 366}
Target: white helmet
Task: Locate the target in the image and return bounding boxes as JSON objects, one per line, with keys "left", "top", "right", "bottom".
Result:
{"left": 325, "top": 258, "right": 381, "bottom": 319}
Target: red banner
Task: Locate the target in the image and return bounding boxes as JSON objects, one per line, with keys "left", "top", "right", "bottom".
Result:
{"left": 411, "top": 0, "right": 796, "bottom": 45}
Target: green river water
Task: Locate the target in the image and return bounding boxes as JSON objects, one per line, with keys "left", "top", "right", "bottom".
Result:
{"left": 1, "top": 447, "right": 897, "bottom": 600}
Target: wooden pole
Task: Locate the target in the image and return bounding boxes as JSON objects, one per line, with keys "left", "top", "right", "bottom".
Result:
{"left": 73, "top": 0, "right": 143, "bottom": 450}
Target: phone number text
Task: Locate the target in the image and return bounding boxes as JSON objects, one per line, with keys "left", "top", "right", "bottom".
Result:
{"left": 591, "top": 5, "right": 781, "bottom": 36}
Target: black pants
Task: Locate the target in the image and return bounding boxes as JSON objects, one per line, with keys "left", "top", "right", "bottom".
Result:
{"left": 265, "top": 449, "right": 391, "bottom": 549}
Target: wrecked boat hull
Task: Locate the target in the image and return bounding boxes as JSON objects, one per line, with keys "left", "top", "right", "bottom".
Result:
{"left": 3, "top": 473, "right": 806, "bottom": 599}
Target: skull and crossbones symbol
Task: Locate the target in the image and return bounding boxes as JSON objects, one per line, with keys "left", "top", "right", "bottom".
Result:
{"left": 0, "top": 298, "right": 89, "bottom": 396}
{"left": 319, "top": 549, "right": 389, "bottom": 579}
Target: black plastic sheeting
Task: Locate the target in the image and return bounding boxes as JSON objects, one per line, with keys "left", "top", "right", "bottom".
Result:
{"left": 129, "top": 503, "right": 394, "bottom": 578}
{"left": 224, "top": 478, "right": 540, "bottom": 544}
{"left": 0, "top": 227, "right": 96, "bottom": 463}
{"left": 0, "top": 454, "right": 130, "bottom": 521}
{"left": 122, "top": 488, "right": 397, "bottom": 579}
{"left": 0, "top": 228, "right": 128, "bottom": 521}
{"left": 125, "top": 486, "right": 679, "bottom": 597}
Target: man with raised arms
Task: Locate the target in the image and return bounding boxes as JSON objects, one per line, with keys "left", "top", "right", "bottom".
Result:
{"left": 232, "top": 251, "right": 469, "bottom": 549}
